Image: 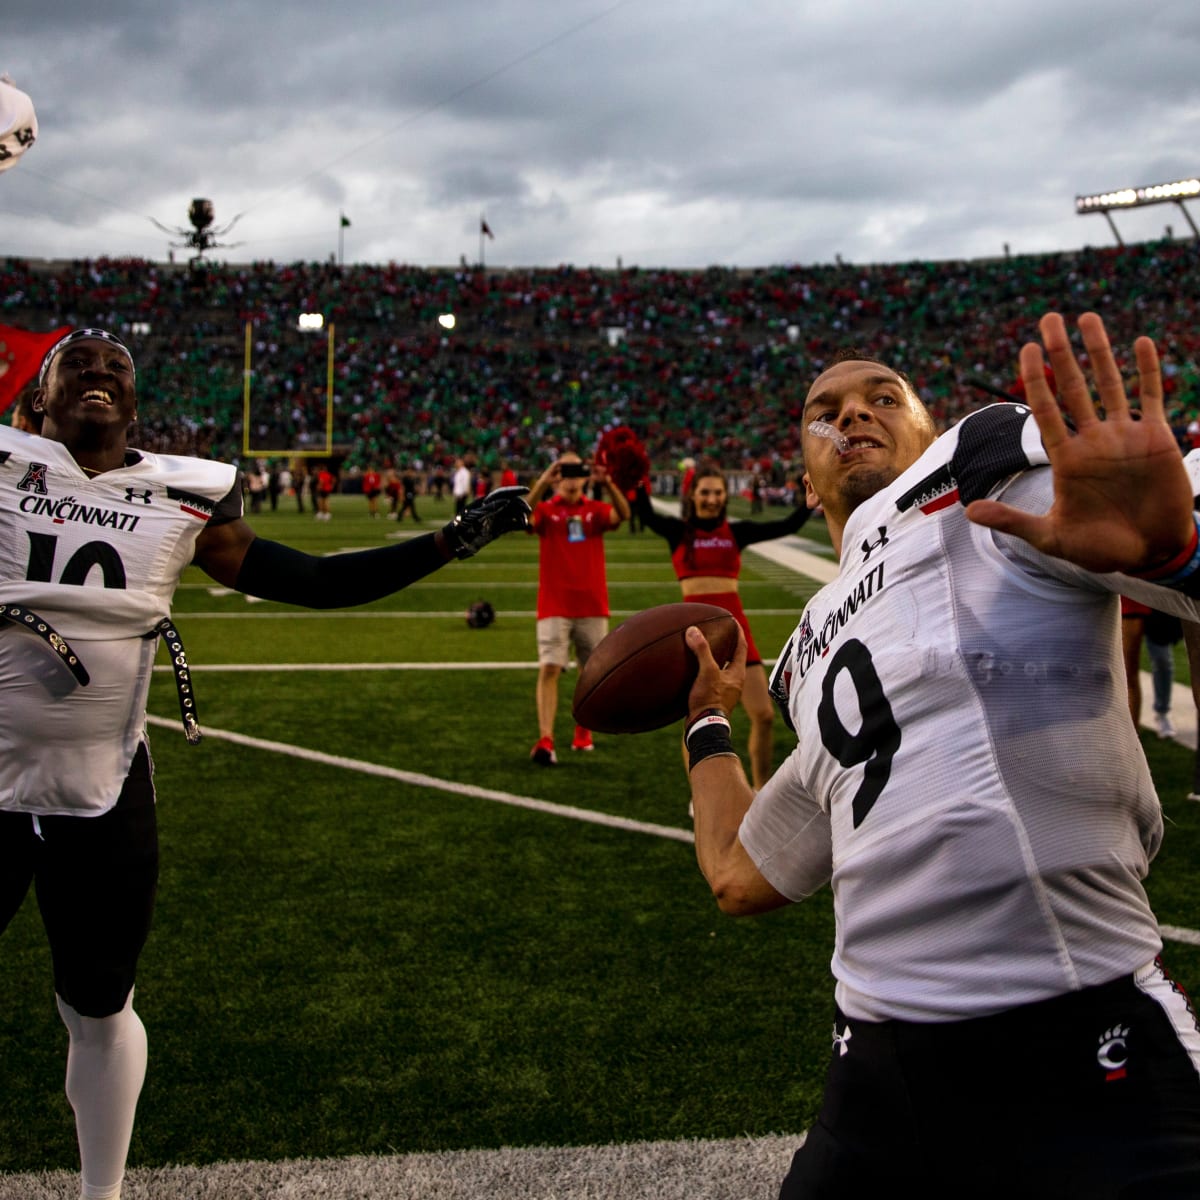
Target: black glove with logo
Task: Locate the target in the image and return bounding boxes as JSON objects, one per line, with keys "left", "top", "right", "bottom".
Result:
{"left": 442, "top": 486, "right": 531, "bottom": 560}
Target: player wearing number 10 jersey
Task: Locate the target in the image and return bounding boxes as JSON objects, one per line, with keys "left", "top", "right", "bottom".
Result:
{"left": 0, "top": 329, "right": 532, "bottom": 1200}
{"left": 683, "top": 314, "right": 1200, "bottom": 1198}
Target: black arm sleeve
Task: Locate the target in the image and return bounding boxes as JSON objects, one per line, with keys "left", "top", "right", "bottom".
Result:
{"left": 233, "top": 533, "right": 451, "bottom": 609}
{"left": 732, "top": 504, "right": 812, "bottom": 548}
{"left": 635, "top": 486, "right": 687, "bottom": 550}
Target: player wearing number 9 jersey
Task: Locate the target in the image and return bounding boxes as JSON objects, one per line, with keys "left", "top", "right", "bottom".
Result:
{"left": 0, "top": 329, "right": 532, "bottom": 1200}
{"left": 684, "top": 314, "right": 1200, "bottom": 1198}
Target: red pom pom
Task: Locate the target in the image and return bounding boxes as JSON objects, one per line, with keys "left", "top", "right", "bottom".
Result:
{"left": 596, "top": 425, "right": 651, "bottom": 493}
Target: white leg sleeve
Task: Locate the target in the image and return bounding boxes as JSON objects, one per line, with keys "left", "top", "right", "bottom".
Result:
{"left": 56, "top": 991, "right": 147, "bottom": 1200}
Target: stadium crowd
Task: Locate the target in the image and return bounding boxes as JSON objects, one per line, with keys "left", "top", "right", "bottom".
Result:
{"left": 3, "top": 240, "right": 1199, "bottom": 480}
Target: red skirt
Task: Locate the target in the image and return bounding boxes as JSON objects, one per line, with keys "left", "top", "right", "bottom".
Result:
{"left": 685, "top": 590, "right": 762, "bottom": 666}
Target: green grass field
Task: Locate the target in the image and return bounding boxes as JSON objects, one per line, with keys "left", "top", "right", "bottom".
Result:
{"left": 2, "top": 493, "right": 1199, "bottom": 1175}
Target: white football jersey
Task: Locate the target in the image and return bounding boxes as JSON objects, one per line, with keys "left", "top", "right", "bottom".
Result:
{"left": 0, "top": 427, "right": 240, "bottom": 815}
{"left": 743, "top": 404, "right": 1199, "bottom": 1022}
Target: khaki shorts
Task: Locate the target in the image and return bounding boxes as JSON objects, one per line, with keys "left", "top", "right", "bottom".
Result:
{"left": 536, "top": 616, "right": 609, "bottom": 669}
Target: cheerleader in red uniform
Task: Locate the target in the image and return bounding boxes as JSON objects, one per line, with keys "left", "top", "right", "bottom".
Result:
{"left": 636, "top": 461, "right": 810, "bottom": 788}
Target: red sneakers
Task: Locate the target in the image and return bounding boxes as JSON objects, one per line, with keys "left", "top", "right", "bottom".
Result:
{"left": 571, "top": 726, "right": 594, "bottom": 752}
{"left": 530, "top": 737, "right": 557, "bottom": 766}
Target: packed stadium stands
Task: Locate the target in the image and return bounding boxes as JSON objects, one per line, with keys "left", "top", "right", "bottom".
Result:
{"left": 3, "top": 239, "right": 1198, "bottom": 475}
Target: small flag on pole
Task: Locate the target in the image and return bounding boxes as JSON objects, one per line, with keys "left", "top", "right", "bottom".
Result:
{"left": 480, "top": 218, "right": 494, "bottom": 239}
{"left": 340, "top": 213, "right": 351, "bottom": 228}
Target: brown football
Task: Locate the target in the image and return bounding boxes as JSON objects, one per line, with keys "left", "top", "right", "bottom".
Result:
{"left": 572, "top": 602, "right": 741, "bottom": 734}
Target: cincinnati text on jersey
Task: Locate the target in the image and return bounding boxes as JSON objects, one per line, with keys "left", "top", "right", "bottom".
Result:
{"left": 20, "top": 494, "right": 144, "bottom": 532}
{"left": 796, "top": 561, "right": 886, "bottom": 678}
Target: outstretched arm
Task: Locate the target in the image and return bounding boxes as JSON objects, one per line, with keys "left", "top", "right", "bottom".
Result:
{"left": 634, "top": 482, "right": 686, "bottom": 547}
{"left": 194, "top": 487, "right": 530, "bottom": 607}
{"left": 966, "top": 312, "right": 1194, "bottom": 575}
{"left": 732, "top": 503, "right": 812, "bottom": 548}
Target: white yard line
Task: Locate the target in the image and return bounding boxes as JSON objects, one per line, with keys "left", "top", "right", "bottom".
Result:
{"left": 144, "top": 714, "right": 694, "bottom": 845}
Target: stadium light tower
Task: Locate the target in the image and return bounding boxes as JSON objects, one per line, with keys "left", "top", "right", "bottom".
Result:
{"left": 1076, "top": 176, "right": 1200, "bottom": 246}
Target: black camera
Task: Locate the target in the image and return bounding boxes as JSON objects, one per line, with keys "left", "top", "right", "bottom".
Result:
{"left": 559, "top": 462, "right": 590, "bottom": 479}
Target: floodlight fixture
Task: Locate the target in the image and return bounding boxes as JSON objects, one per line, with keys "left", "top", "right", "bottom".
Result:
{"left": 1075, "top": 175, "right": 1200, "bottom": 244}
{"left": 297, "top": 312, "right": 325, "bottom": 332}
{"left": 1075, "top": 177, "right": 1200, "bottom": 212}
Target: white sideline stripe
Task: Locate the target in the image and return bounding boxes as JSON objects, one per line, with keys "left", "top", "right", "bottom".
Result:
{"left": 0, "top": 1132, "right": 803, "bottom": 1200}
{"left": 144, "top": 714, "right": 695, "bottom": 846}
{"left": 1160, "top": 925, "right": 1200, "bottom": 947}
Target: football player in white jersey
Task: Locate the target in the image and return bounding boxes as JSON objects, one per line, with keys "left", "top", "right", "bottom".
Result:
{"left": 0, "top": 330, "right": 531, "bottom": 1200}
{"left": 682, "top": 312, "right": 1200, "bottom": 1197}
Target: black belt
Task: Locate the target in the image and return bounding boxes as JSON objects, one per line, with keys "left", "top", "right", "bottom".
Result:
{"left": 0, "top": 602, "right": 90, "bottom": 685}
{"left": 145, "top": 617, "right": 202, "bottom": 745}
{"left": 0, "top": 603, "right": 201, "bottom": 745}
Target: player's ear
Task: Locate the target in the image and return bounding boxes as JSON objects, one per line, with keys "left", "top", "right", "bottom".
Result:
{"left": 31, "top": 386, "right": 46, "bottom": 414}
{"left": 803, "top": 472, "right": 821, "bottom": 510}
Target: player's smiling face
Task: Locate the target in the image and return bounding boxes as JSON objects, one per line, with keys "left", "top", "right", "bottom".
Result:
{"left": 36, "top": 338, "right": 137, "bottom": 440}
{"left": 800, "top": 360, "right": 935, "bottom": 523}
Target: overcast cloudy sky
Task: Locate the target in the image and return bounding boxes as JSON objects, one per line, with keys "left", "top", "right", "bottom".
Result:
{"left": 2, "top": 0, "right": 1198, "bottom": 270}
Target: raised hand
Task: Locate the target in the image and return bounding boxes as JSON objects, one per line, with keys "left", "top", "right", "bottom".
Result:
{"left": 965, "top": 311, "right": 1194, "bottom": 575}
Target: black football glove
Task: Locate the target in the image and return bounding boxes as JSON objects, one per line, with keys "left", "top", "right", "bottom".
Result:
{"left": 442, "top": 486, "right": 531, "bottom": 560}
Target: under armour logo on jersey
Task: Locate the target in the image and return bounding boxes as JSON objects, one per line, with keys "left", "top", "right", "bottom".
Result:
{"left": 125, "top": 488, "right": 154, "bottom": 505}
{"left": 1097, "top": 1024, "right": 1130, "bottom": 1081}
{"left": 861, "top": 526, "right": 889, "bottom": 562}
{"left": 832, "top": 1023, "right": 852, "bottom": 1057}
{"left": 17, "top": 462, "right": 49, "bottom": 495}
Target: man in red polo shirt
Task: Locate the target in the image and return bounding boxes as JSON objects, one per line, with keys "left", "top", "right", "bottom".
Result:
{"left": 527, "top": 452, "right": 630, "bottom": 763}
